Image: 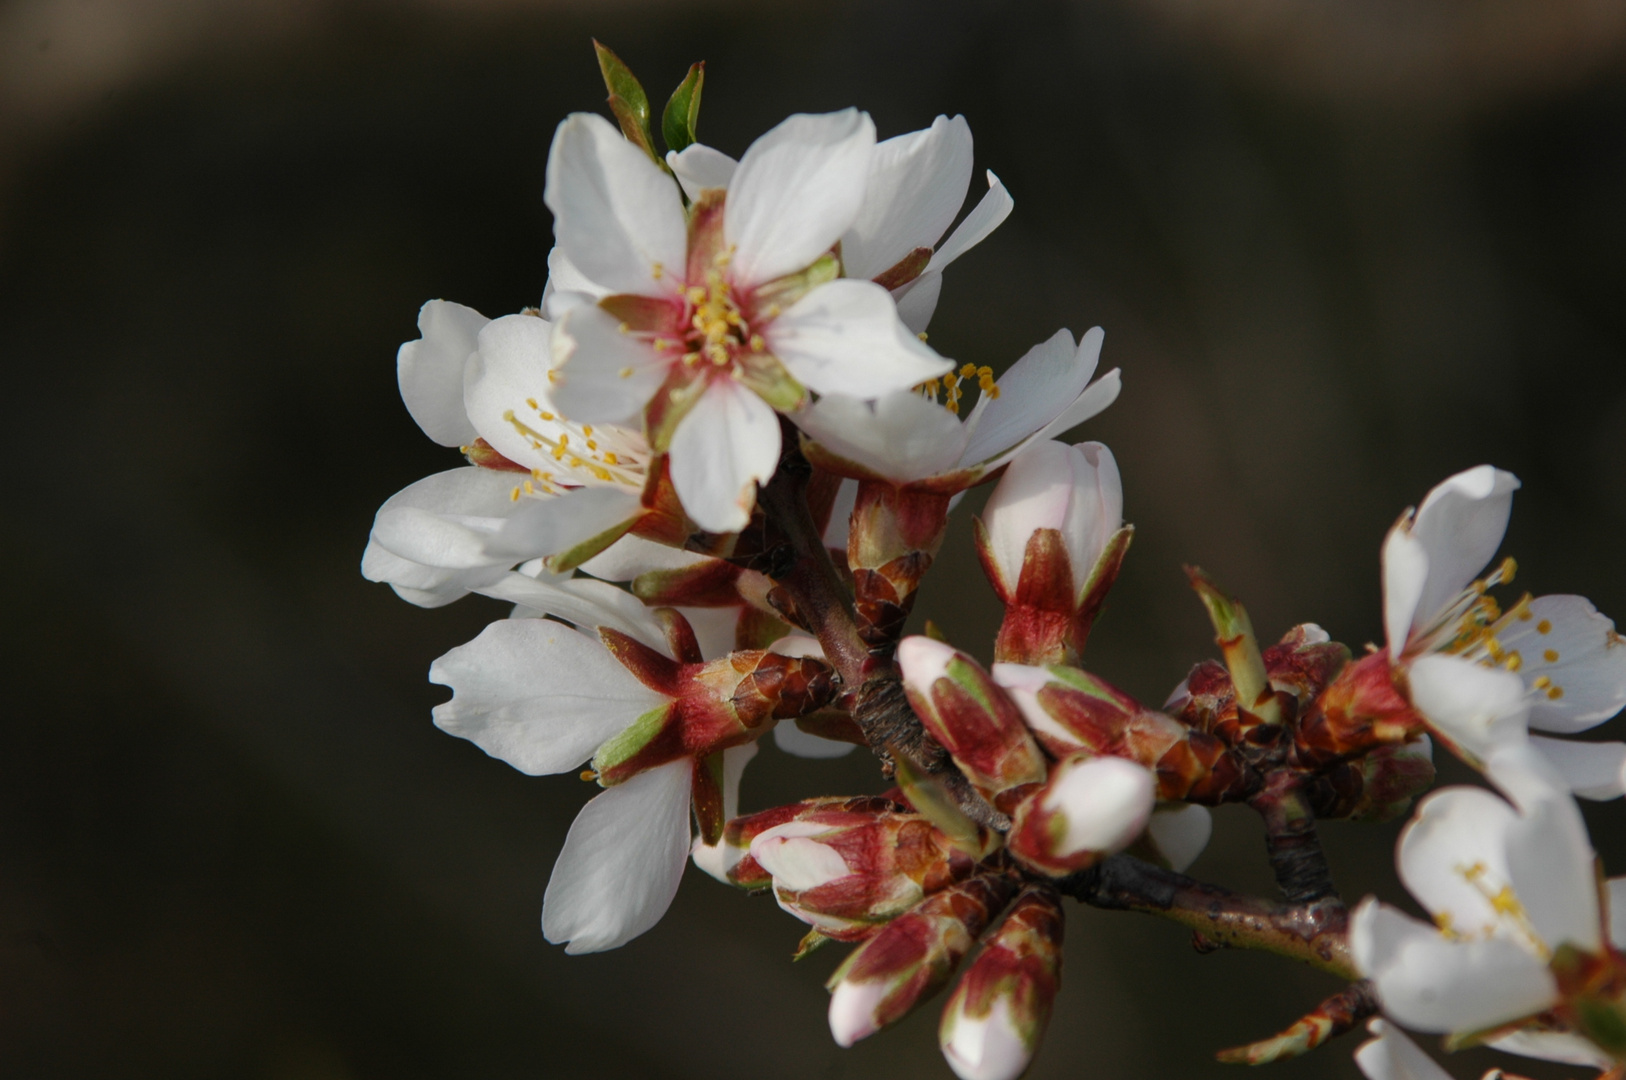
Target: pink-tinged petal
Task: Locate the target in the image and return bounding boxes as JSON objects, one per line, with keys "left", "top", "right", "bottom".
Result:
{"left": 751, "top": 820, "right": 854, "bottom": 892}
{"left": 925, "top": 170, "right": 1013, "bottom": 273}
{"left": 959, "top": 328, "right": 1095, "bottom": 469}
{"left": 1039, "top": 755, "right": 1155, "bottom": 857}
{"left": 1397, "top": 786, "right": 1520, "bottom": 937}
{"left": 841, "top": 115, "right": 973, "bottom": 281}
{"left": 540, "top": 247, "right": 609, "bottom": 320}
{"left": 941, "top": 997, "right": 1034, "bottom": 1080}
{"left": 1499, "top": 594, "right": 1626, "bottom": 733}
{"left": 1502, "top": 787, "right": 1601, "bottom": 954}
{"left": 1406, "top": 654, "right": 1530, "bottom": 762}
{"left": 668, "top": 378, "right": 781, "bottom": 533}
{"left": 666, "top": 142, "right": 739, "bottom": 200}
{"left": 989, "top": 662, "right": 1068, "bottom": 744}
{"left": 463, "top": 313, "right": 556, "bottom": 470}
{"left": 549, "top": 304, "right": 669, "bottom": 425}
{"left": 823, "top": 477, "right": 859, "bottom": 549}
{"left": 1607, "top": 876, "right": 1626, "bottom": 951}
{"left": 768, "top": 278, "right": 952, "bottom": 397}
{"left": 893, "top": 270, "right": 942, "bottom": 335}
{"left": 1353, "top": 1020, "right": 1455, "bottom": 1080}
{"left": 1487, "top": 1028, "right": 1616, "bottom": 1069}
{"left": 773, "top": 722, "right": 857, "bottom": 759}
{"left": 476, "top": 572, "right": 670, "bottom": 655}
{"left": 486, "top": 485, "right": 643, "bottom": 562}
{"left": 897, "top": 634, "right": 959, "bottom": 687}
{"left": 543, "top": 112, "right": 686, "bottom": 297}
{"left": 691, "top": 741, "right": 759, "bottom": 883}
{"left": 725, "top": 109, "right": 876, "bottom": 287}
{"left": 1383, "top": 527, "right": 1431, "bottom": 660}
{"left": 1528, "top": 735, "right": 1626, "bottom": 800}
{"left": 397, "top": 299, "right": 486, "bottom": 446}
{"left": 430, "top": 619, "right": 666, "bottom": 776}
{"left": 542, "top": 758, "right": 693, "bottom": 953}
{"left": 981, "top": 440, "right": 1122, "bottom": 597}
{"left": 1409, "top": 466, "right": 1521, "bottom": 636}
{"left": 829, "top": 978, "right": 892, "bottom": 1048}
{"left": 1350, "top": 898, "right": 1557, "bottom": 1034}
{"left": 794, "top": 390, "right": 968, "bottom": 483}
{"left": 1145, "top": 803, "right": 1212, "bottom": 873}
{"left": 578, "top": 534, "right": 712, "bottom": 582}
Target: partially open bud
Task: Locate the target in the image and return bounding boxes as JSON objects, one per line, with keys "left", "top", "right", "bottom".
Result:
{"left": 827, "top": 873, "right": 1018, "bottom": 1047}
{"left": 899, "top": 636, "right": 1047, "bottom": 814}
{"left": 749, "top": 805, "right": 976, "bottom": 941}
{"left": 939, "top": 886, "right": 1064, "bottom": 1080}
{"left": 591, "top": 628, "right": 838, "bottom": 784}
{"left": 1006, "top": 753, "right": 1155, "bottom": 876}
{"left": 707, "top": 795, "right": 904, "bottom": 890}
{"left": 976, "top": 440, "right": 1131, "bottom": 666}
{"left": 1296, "top": 650, "right": 1427, "bottom": 766}
{"left": 994, "top": 662, "right": 1254, "bottom": 804}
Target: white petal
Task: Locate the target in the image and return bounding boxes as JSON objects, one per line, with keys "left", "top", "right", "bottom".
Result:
{"left": 666, "top": 143, "right": 738, "bottom": 200}
{"left": 363, "top": 467, "right": 521, "bottom": 572}
{"left": 1353, "top": 1020, "right": 1454, "bottom": 1080}
{"left": 429, "top": 619, "right": 666, "bottom": 775}
{"left": 476, "top": 572, "right": 670, "bottom": 654}
{"left": 668, "top": 379, "right": 781, "bottom": 533}
{"left": 463, "top": 312, "right": 557, "bottom": 471}
{"left": 578, "top": 533, "right": 712, "bottom": 582}
{"left": 726, "top": 109, "right": 876, "bottom": 287}
{"left": 926, "top": 170, "right": 1014, "bottom": 273}
{"left": 942, "top": 997, "right": 1033, "bottom": 1080}
{"left": 773, "top": 722, "right": 857, "bottom": 759}
{"left": 397, "top": 299, "right": 486, "bottom": 446}
{"left": 1487, "top": 1028, "right": 1617, "bottom": 1069}
{"left": 1499, "top": 594, "right": 1626, "bottom": 732}
{"left": 893, "top": 270, "right": 943, "bottom": 335}
{"left": 829, "top": 977, "right": 890, "bottom": 1047}
{"left": 1397, "top": 786, "right": 1520, "bottom": 938}
{"left": 841, "top": 115, "right": 973, "bottom": 281}
{"left": 751, "top": 821, "right": 853, "bottom": 891}
{"left": 543, "top": 112, "right": 687, "bottom": 296}
{"left": 676, "top": 606, "right": 740, "bottom": 660}
{"left": 1408, "top": 466, "right": 1521, "bottom": 638}
{"left": 768, "top": 278, "right": 952, "bottom": 397}
{"left": 794, "top": 390, "right": 968, "bottom": 482}
{"left": 1502, "top": 788, "right": 1601, "bottom": 953}
{"left": 1350, "top": 898, "right": 1556, "bottom": 1034}
{"left": 540, "top": 247, "right": 609, "bottom": 320}
{"left": 1040, "top": 755, "right": 1155, "bottom": 858}
{"left": 823, "top": 477, "right": 859, "bottom": 549}
{"left": 898, "top": 635, "right": 960, "bottom": 691}
{"left": 486, "top": 485, "right": 643, "bottom": 561}
{"left": 1607, "top": 876, "right": 1626, "bottom": 951}
{"left": 959, "top": 327, "right": 1095, "bottom": 469}
{"left": 1145, "top": 804, "right": 1212, "bottom": 873}
{"left": 1529, "top": 735, "right": 1626, "bottom": 800}
{"left": 1034, "top": 368, "right": 1121, "bottom": 444}
{"left": 542, "top": 758, "right": 693, "bottom": 953}
{"left": 1406, "top": 654, "right": 1530, "bottom": 762}
{"left": 549, "top": 304, "right": 670, "bottom": 426}
{"left": 1383, "top": 525, "right": 1431, "bottom": 661}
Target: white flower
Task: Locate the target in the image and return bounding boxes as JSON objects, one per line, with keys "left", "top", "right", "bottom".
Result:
{"left": 1351, "top": 746, "right": 1622, "bottom": 1067}
{"left": 979, "top": 439, "right": 1123, "bottom": 604}
{"left": 796, "top": 326, "right": 1120, "bottom": 490}
{"left": 666, "top": 113, "right": 1014, "bottom": 334}
{"left": 1380, "top": 466, "right": 1626, "bottom": 796}
{"left": 544, "top": 109, "right": 952, "bottom": 533}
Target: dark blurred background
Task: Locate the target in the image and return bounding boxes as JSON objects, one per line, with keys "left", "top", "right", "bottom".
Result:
{"left": 3, "top": 1, "right": 1625, "bottom": 1077}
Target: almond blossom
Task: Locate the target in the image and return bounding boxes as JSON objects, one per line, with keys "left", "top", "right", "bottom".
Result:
{"left": 543, "top": 109, "right": 952, "bottom": 533}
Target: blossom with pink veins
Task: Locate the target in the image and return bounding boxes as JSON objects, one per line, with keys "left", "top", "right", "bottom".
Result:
{"left": 542, "top": 108, "right": 953, "bottom": 533}
{"left": 1377, "top": 465, "right": 1626, "bottom": 798}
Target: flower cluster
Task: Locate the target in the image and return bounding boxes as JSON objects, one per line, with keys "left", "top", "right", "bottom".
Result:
{"left": 363, "top": 44, "right": 1626, "bottom": 1080}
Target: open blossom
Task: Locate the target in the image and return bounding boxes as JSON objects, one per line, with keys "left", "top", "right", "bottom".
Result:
{"left": 1351, "top": 746, "right": 1625, "bottom": 1071}
{"left": 429, "top": 597, "right": 833, "bottom": 953}
{"left": 1377, "top": 466, "right": 1626, "bottom": 795}
{"left": 663, "top": 113, "right": 1014, "bottom": 334}
{"left": 543, "top": 109, "right": 952, "bottom": 533}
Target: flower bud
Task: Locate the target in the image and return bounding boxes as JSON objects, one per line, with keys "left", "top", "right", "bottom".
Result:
{"left": 846, "top": 481, "right": 953, "bottom": 655}
{"left": 899, "top": 636, "right": 1047, "bottom": 813}
{"left": 749, "top": 805, "right": 976, "bottom": 941}
{"left": 976, "top": 440, "right": 1131, "bottom": 666}
{"left": 827, "top": 873, "right": 1019, "bottom": 1047}
{"left": 1304, "top": 736, "right": 1435, "bottom": 822}
{"left": 591, "top": 628, "right": 838, "bottom": 785}
{"left": 1296, "top": 651, "right": 1427, "bottom": 766}
{"left": 939, "top": 886, "right": 1064, "bottom": 1080}
{"left": 705, "top": 795, "right": 904, "bottom": 890}
{"left": 1006, "top": 753, "right": 1155, "bottom": 876}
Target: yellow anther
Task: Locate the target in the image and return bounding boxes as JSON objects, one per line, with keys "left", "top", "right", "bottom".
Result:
{"left": 539, "top": 411, "right": 556, "bottom": 422}
{"left": 651, "top": 262, "right": 664, "bottom": 279}
{"left": 603, "top": 452, "right": 619, "bottom": 465}
{"left": 1491, "top": 886, "right": 1521, "bottom": 915}
{"left": 568, "top": 456, "right": 584, "bottom": 468}
{"left": 589, "top": 465, "right": 612, "bottom": 481}
{"left": 960, "top": 363, "right": 977, "bottom": 378}
{"left": 580, "top": 769, "right": 599, "bottom": 782}
{"left": 548, "top": 370, "right": 560, "bottom": 384}
{"left": 1537, "top": 619, "right": 1552, "bottom": 635}
{"left": 1512, "top": 596, "right": 1534, "bottom": 621}
{"left": 1543, "top": 649, "right": 1559, "bottom": 663}
{"left": 1485, "top": 637, "right": 1505, "bottom": 660}
{"left": 1547, "top": 685, "right": 1565, "bottom": 700}
{"left": 687, "top": 286, "right": 707, "bottom": 304}
{"left": 1498, "top": 556, "right": 1517, "bottom": 583}
{"left": 1503, "top": 651, "right": 1522, "bottom": 672}
{"left": 917, "top": 331, "right": 928, "bottom": 341}
{"left": 1533, "top": 675, "right": 1553, "bottom": 690}
{"left": 526, "top": 398, "right": 538, "bottom": 410}
{"left": 1474, "top": 579, "right": 1489, "bottom": 595}
{"left": 586, "top": 439, "right": 598, "bottom": 451}
{"left": 749, "top": 334, "right": 765, "bottom": 352}
{"left": 523, "top": 480, "right": 535, "bottom": 495}
{"left": 510, "top": 487, "right": 521, "bottom": 502}
{"left": 619, "top": 366, "right": 635, "bottom": 378}
{"left": 531, "top": 468, "right": 543, "bottom": 480}
{"left": 581, "top": 425, "right": 593, "bottom": 437}
{"left": 617, "top": 321, "right": 630, "bottom": 334}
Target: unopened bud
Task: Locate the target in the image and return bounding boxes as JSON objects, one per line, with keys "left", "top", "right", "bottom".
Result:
{"left": 1006, "top": 754, "right": 1155, "bottom": 876}
{"left": 899, "top": 636, "right": 1047, "bottom": 813}
{"left": 976, "top": 440, "right": 1130, "bottom": 666}
{"left": 750, "top": 805, "right": 976, "bottom": 941}
{"left": 1297, "top": 651, "right": 1427, "bottom": 766}
{"left": 939, "top": 886, "right": 1064, "bottom": 1080}
{"left": 1305, "top": 736, "right": 1435, "bottom": 822}
{"left": 710, "top": 795, "right": 905, "bottom": 890}
{"left": 827, "top": 873, "right": 1018, "bottom": 1047}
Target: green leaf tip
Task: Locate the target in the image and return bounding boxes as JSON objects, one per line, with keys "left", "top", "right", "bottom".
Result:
{"left": 592, "top": 39, "right": 658, "bottom": 162}
{"left": 662, "top": 62, "right": 705, "bottom": 154}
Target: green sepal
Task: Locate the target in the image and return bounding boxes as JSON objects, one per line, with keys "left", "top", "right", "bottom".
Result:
{"left": 752, "top": 252, "right": 841, "bottom": 312}
{"left": 733, "top": 353, "right": 808, "bottom": 413}
{"left": 646, "top": 365, "right": 710, "bottom": 453}
{"left": 891, "top": 750, "right": 997, "bottom": 859}
{"left": 792, "top": 928, "right": 832, "bottom": 962}
{"left": 543, "top": 513, "right": 638, "bottom": 574}
{"left": 662, "top": 62, "right": 705, "bottom": 155}
{"left": 593, "top": 40, "right": 660, "bottom": 164}
{"left": 591, "top": 702, "right": 675, "bottom": 782}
